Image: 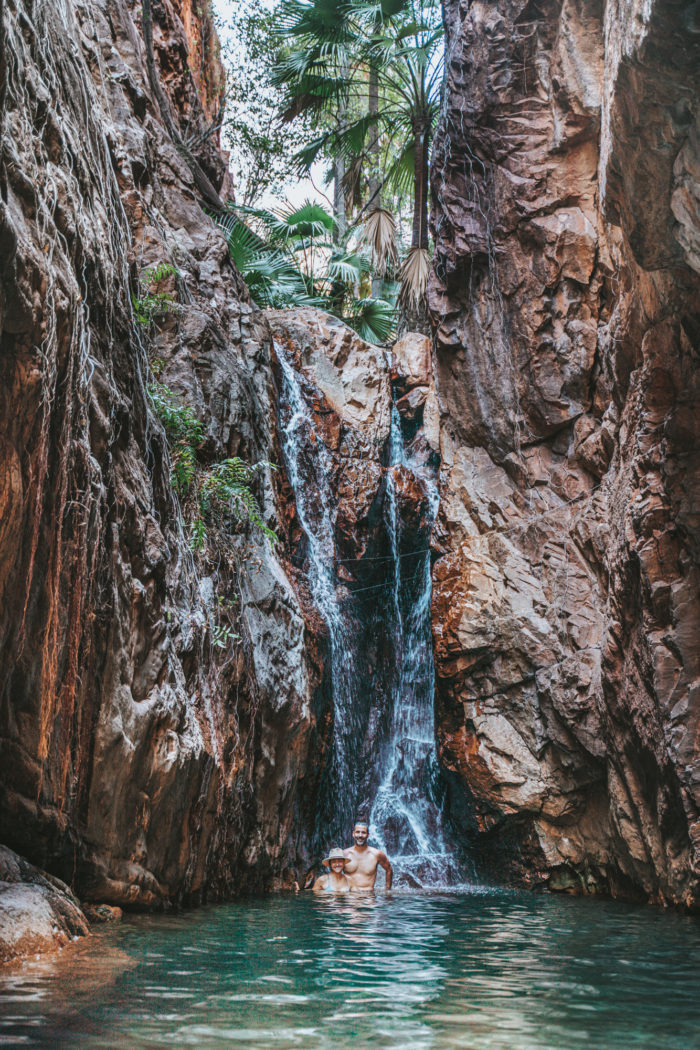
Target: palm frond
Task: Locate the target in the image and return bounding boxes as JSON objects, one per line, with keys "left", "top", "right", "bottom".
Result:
{"left": 281, "top": 200, "right": 336, "bottom": 238}
{"left": 398, "top": 246, "right": 430, "bottom": 310}
{"left": 341, "top": 154, "right": 365, "bottom": 210}
{"left": 344, "top": 296, "right": 397, "bottom": 344}
{"left": 326, "top": 251, "right": 367, "bottom": 285}
{"left": 214, "top": 212, "right": 323, "bottom": 309}
{"left": 357, "top": 208, "right": 398, "bottom": 276}
{"left": 384, "top": 141, "right": 414, "bottom": 198}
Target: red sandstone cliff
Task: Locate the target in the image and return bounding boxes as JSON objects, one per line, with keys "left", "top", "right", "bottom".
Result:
{"left": 429, "top": 0, "right": 700, "bottom": 906}
{"left": 0, "top": 0, "right": 321, "bottom": 908}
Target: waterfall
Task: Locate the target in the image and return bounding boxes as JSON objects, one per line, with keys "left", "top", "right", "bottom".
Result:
{"left": 369, "top": 405, "right": 466, "bottom": 887}
{"left": 277, "top": 342, "right": 468, "bottom": 886}
{"left": 276, "top": 343, "right": 364, "bottom": 844}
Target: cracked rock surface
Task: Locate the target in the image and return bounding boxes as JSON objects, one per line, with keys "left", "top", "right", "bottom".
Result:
{"left": 429, "top": 0, "right": 700, "bottom": 906}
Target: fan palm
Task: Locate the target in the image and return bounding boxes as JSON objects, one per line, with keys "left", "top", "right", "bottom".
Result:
{"left": 215, "top": 202, "right": 395, "bottom": 344}
{"left": 273, "top": 0, "right": 443, "bottom": 320}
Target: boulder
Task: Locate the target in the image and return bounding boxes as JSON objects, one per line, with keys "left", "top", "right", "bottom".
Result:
{"left": 0, "top": 846, "right": 89, "bottom": 964}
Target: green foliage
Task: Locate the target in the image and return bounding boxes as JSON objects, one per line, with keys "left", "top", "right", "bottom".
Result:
{"left": 198, "top": 458, "right": 279, "bottom": 546}
{"left": 345, "top": 296, "right": 396, "bottom": 343}
{"left": 189, "top": 515, "right": 208, "bottom": 552}
{"left": 218, "top": 211, "right": 321, "bottom": 309}
{"left": 149, "top": 381, "right": 277, "bottom": 548}
{"left": 132, "top": 263, "right": 179, "bottom": 326}
{"left": 216, "top": 200, "right": 396, "bottom": 344}
{"left": 267, "top": 0, "right": 443, "bottom": 315}
{"left": 148, "top": 382, "right": 203, "bottom": 495}
{"left": 210, "top": 623, "right": 241, "bottom": 649}
{"left": 219, "top": 6, "right": 311, "bottom": 206}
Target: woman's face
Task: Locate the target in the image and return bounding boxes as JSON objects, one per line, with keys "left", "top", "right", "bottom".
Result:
{"left": 329, "top": 858, "right": 346, "bottom": 874}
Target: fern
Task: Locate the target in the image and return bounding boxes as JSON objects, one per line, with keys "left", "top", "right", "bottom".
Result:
{"left": 199, "top": 458, "right": 278, "bottom": 544}
{"left": 133, "top": 263, "right": 179, "bottom": 325}
{"left": 149, "top": 382, "right": 277, "bottom": 547}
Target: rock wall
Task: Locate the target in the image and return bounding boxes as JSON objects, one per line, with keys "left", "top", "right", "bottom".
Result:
{"left": 0, "top": 846, "right": 89, "bottom": 964}
{"left": 0, "top": 0, "right": 321, "bottom": 906}
{"left": 429, "top": 0, "right": 700, "bottom": 906}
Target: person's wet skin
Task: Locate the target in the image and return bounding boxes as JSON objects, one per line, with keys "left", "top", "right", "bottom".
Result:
{"left": 342, "top": 822, "right": 393, "bottom": 892}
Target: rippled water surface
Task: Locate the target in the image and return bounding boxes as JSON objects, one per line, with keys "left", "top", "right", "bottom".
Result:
{"left": 2, "top": 890, "right": 699, "bottom": 1049}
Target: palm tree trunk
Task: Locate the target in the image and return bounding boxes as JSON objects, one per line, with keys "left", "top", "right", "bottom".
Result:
{"left": 334, "top": 63, "right": 348, "bottom": 243}
{"left": 368, "top": 64, "right": 380, "bottom": 211}
{"left": 405, "top": 114, "right": 431, "bottom": 332}
{"left": 411, "top": 116, "right": 430, "bottom": 250}
{"left": 368, "top": 63, "right": 383, "bottom": 297}
{"left": 333, "top": 155, "right": 346, "bottom": 240}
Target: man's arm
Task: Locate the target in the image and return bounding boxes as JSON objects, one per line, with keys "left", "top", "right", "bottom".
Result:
{"left": 378, "top": 851, "right": 393, "bottom": 890}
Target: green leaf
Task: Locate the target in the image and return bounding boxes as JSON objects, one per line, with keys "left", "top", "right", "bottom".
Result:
{"left": 344, "top": 296, "right": 396, "bottom": 343}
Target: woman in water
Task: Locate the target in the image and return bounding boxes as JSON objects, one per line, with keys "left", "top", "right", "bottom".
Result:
{"left": 312, "top": 848, "right": 351, "bottom": 893}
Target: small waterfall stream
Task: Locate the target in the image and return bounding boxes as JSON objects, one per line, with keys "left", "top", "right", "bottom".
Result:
{"left": 276, "top": 344, "right": 363, "bottom": 844}
{"left": 369, "top": 405, "right": 464, "bottom": 886}
{"left": 277, "top": 341, "right": 467, "bottom": 886}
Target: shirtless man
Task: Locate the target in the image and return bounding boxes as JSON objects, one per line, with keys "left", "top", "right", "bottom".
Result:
{"left": 343, "top": 822, "right": 393, "bottom": 891}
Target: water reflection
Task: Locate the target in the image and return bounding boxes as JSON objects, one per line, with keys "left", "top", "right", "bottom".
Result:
{"left": 1, "top": 891, "right": 699, "bottom": 1049}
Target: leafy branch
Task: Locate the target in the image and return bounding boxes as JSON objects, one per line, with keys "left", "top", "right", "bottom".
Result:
{"left": 132, "top": 263, "right": 179, "bottom": 326}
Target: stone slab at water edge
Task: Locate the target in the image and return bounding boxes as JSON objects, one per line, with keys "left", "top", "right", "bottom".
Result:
{"left": 0, "top": 847, "right": 88, "bottom": 964}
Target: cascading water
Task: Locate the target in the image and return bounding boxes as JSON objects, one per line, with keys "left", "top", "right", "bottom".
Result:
{"left": 277, "top": 342, "right": 468, "bottom": 885}
{"left": 276, "top": 342, "right": 364, "bottom": 845}
{"left": 369, "top": 405, "right": 466, "bottom": 887}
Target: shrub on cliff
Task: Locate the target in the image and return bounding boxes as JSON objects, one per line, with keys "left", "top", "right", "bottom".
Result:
{"left": 148, "top": 381, "right": 277, "bottom": 551}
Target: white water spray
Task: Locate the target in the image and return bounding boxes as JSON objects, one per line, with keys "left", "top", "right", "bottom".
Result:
{"left": 369, "top": 406, "right": 467, "bottom": 887}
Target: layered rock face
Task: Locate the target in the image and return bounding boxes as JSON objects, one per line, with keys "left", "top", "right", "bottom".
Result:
{"left": 0, "top": 0, "right": 322, "bottom": 907}
{"left": 429, "top": 0, "right": 700, "bottom": 905}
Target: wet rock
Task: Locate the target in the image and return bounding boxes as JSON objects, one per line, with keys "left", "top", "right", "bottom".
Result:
{"left": 268, "top": 310, "right": 392, "bottom": 567}
{"left": 0, "top": 846, "right": 89, "bottom": 964}
{"left": 430, "top": 0, "right": 700, "bottom": 906}
{"left": 82, "top": 903, "right": 123, "bottom": 924}
{"left": 396, "top": 385, "right": 429, "bottom": 419}
{"left": 392, "top": 332, "right": 433, "bottom": 389}
{"left": 267, "top": 310, "right": 440, "bottom": 843}
{"left": 267, "top": 308, "right": 391, "bottom": 443}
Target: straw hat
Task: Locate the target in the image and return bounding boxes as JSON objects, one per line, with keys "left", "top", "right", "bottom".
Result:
{"left": 322, "top": 848, "right": 346, "bottom": 868}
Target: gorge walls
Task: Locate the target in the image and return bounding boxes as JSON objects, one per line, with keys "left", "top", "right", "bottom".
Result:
{"left": 2, "top": 0, "right": 699, "bottom": 921}
{"left": 0, "top": 0, "right": 325, "bottom": 907}
{"left": 429, "top": 0, "right": 700, "bottom": 906}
